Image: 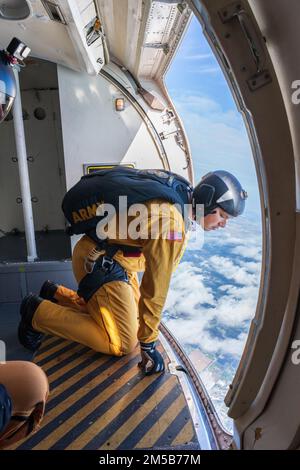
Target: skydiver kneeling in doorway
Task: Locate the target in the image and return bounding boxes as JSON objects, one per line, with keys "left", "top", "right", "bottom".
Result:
{"left": 18, "top": 167, "right": 247, "bottom": 376}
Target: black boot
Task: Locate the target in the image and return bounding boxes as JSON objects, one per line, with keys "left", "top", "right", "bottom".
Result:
{"left": 39, "top": 280, "right": 58, "bottom": 303}
{"left": 18, "top": 294, "right": 44, "bottom": 352}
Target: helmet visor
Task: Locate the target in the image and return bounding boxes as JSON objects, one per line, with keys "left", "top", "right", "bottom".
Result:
{"left": 0, "top": 91, "right": 14, "bottom": 123}
{"left": 218, "top": 194, "right": 246, "bottom": 217}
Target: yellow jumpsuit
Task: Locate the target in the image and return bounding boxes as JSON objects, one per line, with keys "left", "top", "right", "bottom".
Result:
{"left": 32, "top": 199, "right": 187, "bottom": 356}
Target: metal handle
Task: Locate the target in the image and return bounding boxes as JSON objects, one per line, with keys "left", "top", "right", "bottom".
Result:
{"left": 236, "top": 9, "right": 266, "bottom": 74}
{"left": 219, "top": 3, "right": 266, "bottom": 74}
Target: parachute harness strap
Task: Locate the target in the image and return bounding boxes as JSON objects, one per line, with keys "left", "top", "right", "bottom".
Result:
{"left": 84, "top": 246, "right": 105, "bottom": 274}
{"left": 84, "top": 240, "right": 120, "bottom": 274}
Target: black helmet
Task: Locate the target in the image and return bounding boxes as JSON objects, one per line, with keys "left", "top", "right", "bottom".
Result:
{"left": 193, "top": 170, "right": 247, "bottom": 217}
{"left": 0, "top": 51, "right": 16, "bottom": 123}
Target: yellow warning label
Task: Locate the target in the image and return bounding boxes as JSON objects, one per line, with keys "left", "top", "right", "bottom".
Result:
{"left": 83, "top": 163, "right": 135, "bottom": 175}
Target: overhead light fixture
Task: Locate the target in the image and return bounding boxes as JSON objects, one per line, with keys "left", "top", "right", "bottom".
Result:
{"left": 115, "top": 97, "right": 125, "bottom": 112}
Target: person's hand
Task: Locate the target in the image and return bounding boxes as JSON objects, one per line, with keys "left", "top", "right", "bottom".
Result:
{"left": 138, "top": 342, "right": 165, "bottom": 375}
{"left": 0, "top": 384, "right": 12, "bottom": 433}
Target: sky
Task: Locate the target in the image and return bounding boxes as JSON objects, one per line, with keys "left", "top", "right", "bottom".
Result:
{"left": 165, "top": 15, "right": 261, "bottom": 220}
{"left": 163, "top": 14, "right": 263, "bottom": 431}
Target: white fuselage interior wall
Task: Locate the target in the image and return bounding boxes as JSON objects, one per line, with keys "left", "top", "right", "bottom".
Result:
{"left": 0, "top": 60, "right": 67, "bottom": 233}
{"left": 57, "top": 65, "right": 163, "bottom": 190}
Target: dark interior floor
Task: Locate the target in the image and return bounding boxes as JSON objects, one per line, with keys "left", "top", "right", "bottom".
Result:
{"left": 0, "top": 230, "right": 71, "bottom": 262}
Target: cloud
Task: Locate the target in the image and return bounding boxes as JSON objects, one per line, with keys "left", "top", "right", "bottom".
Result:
{"left": 166, "top": 313, "right": 249, "bottom": 356}
{"left": 183, "top": 53, "right": 214, "bottom": 60}
{"left": 173, "top": 94, "right": 220, "bottom": 113}
{"left": 165, "top": 261, "right": 216, "bottom": 314}
{"left": 177, "top": 104, "right": 249, "bottom": 157}
{"left": 189, "top": 66, "right": 220, "bottom": 75}
{"left": 173, "top": 96, "right": 253, "bottom": 176}
{"left": 207, "top": 255, "right": 258, "bottom": 287}
{"left": 231, "top": 245, "right": 262, "bottom": 261}
{"left": 204, "top": 215, "right": 262, "bottom": 246}
{"left": 163, "top": 217, "right": 262, "bottom": 359}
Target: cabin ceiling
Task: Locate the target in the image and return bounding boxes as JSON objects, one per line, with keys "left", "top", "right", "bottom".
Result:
{"left": 96, "top": 0, "right": 191, "bottom": 79}
{"left": 0, "top": 0, "right": 191, "bottom": 80}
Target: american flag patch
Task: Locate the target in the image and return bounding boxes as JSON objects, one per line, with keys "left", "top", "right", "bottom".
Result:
{"left": 166, "top": 230, "right": 183, "bottom": 241}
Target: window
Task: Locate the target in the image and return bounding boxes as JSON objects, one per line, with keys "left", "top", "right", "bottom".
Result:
{"left": 163, "top": 15, "right": 262, "bottom": 433}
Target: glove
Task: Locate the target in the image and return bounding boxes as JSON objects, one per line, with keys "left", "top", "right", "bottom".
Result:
{"left": 138, "top": 342, "right": 165, "bottom": 375}
{"left": 0, "top": 384, "right": 12, "bottom": 434}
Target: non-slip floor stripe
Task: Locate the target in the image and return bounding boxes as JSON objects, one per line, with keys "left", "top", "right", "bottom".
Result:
{"left": 36, "top": 341, "right": 79, "bottom": 367}
{"left": 27, "top": 356, "right": 123, "bottom": 448}
{"left": 12, "top": 336, "right": 199, "bottom": 450}
{"left": 51, "top": 361, "right": 160, "bottom": 450}
{"left": 135, "top": 391, "right": 188, "bottom": 449}
{"left": 83, "top": 373, "right": 171, "bottom": 450}
{"left": 46, "top": 355, "right": 123, "bottom": 411}
{"left": 117, "top": 382, "right": 184, "bottom": 449}
{"left": 17, "top": 353, "right": 140, "bottom": 449}
{"left": 171, "top": 419, "right": 196, "bottom": 447}
{"left": 41, "top": 342, "right": 85, "bottom": 369}
{"left": 34, "top": 354, "right": 142, "bottom": 450}
{"left": 44, "top": 346, "right": 90, "bottom": 376}
{"left": 48, "top": 351, "right": 109, "bottom": 388}
{"left": 36, "top": 338, "right": 72, "bottom": 360}
{"left": 97, "top": 375, "right": 174, "bottom": 450}
{"left": 153, "top": 406, "right": 193, "bottom": 448}
{"left": 37, "top": 337, "right": 65, "bottom": 355}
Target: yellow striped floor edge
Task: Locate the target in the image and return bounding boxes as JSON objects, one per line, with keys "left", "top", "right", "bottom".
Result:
{"left": 9, "top": 336, "right": 200, "bottom": 450}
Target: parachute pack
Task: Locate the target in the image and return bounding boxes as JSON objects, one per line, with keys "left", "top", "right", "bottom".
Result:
{"left": 62, "top": 166, "right": 192, "bottom": 236}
